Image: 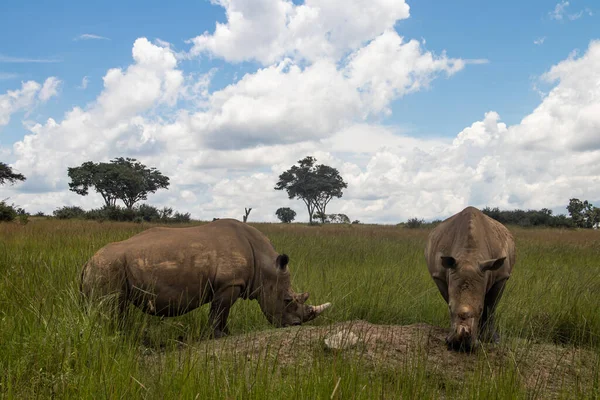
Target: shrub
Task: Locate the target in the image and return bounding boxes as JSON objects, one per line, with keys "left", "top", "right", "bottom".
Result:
{"left": 53, "top": 206, "right": 86, "bottom": 220}
{"left": 548, "top": 214, "right": 575, "bottom": 228}
{"left": 310, "top": 212, "right": 351, "bottom": 224}
{"left": 18, "top": 213, "right": 29, "bottom": 225}
{"left": 276, "top": 207, "right": 296, "bottom": 223}
{"left": 107, "top": 206, "right": 135, "bottom": 222}
{"left": 423, "top": 219, "right": 443, "bottom": 229}
{"left": 405, "top": 217, "right": 425, "bottom": 229}
{"left": 328, "top": 213, "right": 350, "bottom": 224}
{"left": 171, "top": 212, "right": 191, "bottom": 223}
{"left": 83, "top": 206, "right": 131, "bottom": 221}
{"left": 137, "top": 204, "right": 161, "bottom": 222}
{"left": 159, "top": 207, "right": 173, "bottom": 221}
{"left": 84, "top": 208, "right": 106, "bottom": 221}
{"left": 0, "top": 200, "right": 18, "bottom": 222}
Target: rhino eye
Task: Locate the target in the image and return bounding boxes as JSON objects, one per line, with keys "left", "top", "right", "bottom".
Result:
{"left": 284, "top": 296, "right": 294, "bottom": 303}
{"left": 441, "top": 256, "right": 457, "bottom": 269}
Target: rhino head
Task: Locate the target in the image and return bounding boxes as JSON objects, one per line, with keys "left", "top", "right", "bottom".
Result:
{"left": 257, "top": 254, "right": 331, "bottom": 327}
{"left": 440, "top": 255, "right": 505, "bottom": 352}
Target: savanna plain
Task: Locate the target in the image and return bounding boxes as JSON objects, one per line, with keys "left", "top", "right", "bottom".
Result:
{"left": 1, "top": 219, "right": 599, "bottom": 399}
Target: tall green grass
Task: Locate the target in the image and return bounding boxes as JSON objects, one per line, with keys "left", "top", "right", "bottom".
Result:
{"left": 0, "top": 220, "right": 598, "bottom": 398}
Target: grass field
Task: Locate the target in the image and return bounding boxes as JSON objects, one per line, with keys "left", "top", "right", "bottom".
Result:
{"left": 1, "top": 219, "right": 599, "bottom": 399}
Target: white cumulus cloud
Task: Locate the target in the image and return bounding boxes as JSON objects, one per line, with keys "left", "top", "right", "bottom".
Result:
{"left": 0, "top": 81, "right": 40, "bottom": 128}
{"left": 2, "top": 4, "right": 599, "bottom": 224}
{"left": 39, "top": 77, "right": 62, "bottom": 102}
{"left": 186, "top": 29, "right": 467, "bottom": 149}
{"left": 201, "top": 40, "right": 600, "bottom": 223}
{"left": 96, "top": 37, "right": 184, "bottom": 123}
{"left": 188, "top": 0, "right": 411, "bottom": 65}
{"left": 0, "top": 77, "right": 60, "bottom": 129}
{"left": 7, "top": 38, "right": 183, "bottom": 195}
{"left": 345, "top": 30, "right": 466, "bottom": 116}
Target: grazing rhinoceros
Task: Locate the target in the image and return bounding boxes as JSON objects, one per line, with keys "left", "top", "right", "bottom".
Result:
{"left": 80, "top": 218, "right": 331, "bottom": 337}
{"left": 424, "top": 206, "right": 516, "bottom": 351}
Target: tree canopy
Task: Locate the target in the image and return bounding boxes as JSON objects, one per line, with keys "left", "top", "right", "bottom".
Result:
{"left": 276, "top": 207, "right": 296, "bottom": 223}
{"left": 0, "top": 162, "right": 26, "bottom": 186}
{"left": 68, "top": 157, "right": 170, "bottom": 209}
{"left": 275, "top": 156, "right": 347, "bottom": 224}
{"left": 567, "top": 198, "right": 600, "bottom": 228}
{"left": 328, "top": 213, "right": 350, "bottom": 224}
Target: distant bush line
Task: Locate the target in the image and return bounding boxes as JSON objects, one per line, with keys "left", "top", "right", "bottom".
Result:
{"left": 0, "top": 200, "right": 592, "bottom": 229}
{"left": 51, "top": 204, "right": 191, "bottom": 223}
{"left": 480, "top": 207, "right": 575, "bottom": 228}
{"left": 397, "top": 218, "right": 442, "bottom": 229}
{"left": 399, "top": 207, "right": 578, "bottom": 229}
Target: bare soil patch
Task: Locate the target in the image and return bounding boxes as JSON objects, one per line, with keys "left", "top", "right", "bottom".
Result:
{"left": 165, "top": 320, "right": 597, "bottom": 398}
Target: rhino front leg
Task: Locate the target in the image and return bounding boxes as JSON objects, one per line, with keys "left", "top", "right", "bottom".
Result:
{"left": 480, "top": 278, "right": 508, "bottom": 344}
{"left": 209, "top": 286, "right": 242, "bottom": 339}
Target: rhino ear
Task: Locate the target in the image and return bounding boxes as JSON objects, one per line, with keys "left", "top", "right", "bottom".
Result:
{"left": 298, "top": 292, "right": 309, "bottom": 304}
{"left": 479, "top": 257, "right": 506, "bottom": 272}
{"left": 276, "top": 254, "right": 289, "bottom": 270}
{"left": 441, "top": 256, "right": 457, "bottom": 269}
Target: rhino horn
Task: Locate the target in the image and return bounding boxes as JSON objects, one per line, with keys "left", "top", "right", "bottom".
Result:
{"left": 311, "top": 302, "right": 332, "bottom": 316}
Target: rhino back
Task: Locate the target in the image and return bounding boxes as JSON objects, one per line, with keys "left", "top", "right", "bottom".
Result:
{"left": 116, "top": 220, "right": 277, "bottom": 310}
{"left": 425, "top": 207, "right": 515, "bottom": 283}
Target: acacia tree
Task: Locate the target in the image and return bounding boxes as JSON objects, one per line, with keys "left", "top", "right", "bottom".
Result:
{"left": 109, "top": 157, "right": 170, "bottom": 209}
{"left": 0, "top": 162, "right": 26, "bottom": 185}
{"left": 67, "top": 161, "right": 118, "bottom": 207}
{"left": 68, "top": 157, "right": 170, "bottom": 209}
{"left": 275, "top": 156, "right": 347, "bottom": 224}
{"left": 312, "top": 163, "right": 348, "bottom": 222}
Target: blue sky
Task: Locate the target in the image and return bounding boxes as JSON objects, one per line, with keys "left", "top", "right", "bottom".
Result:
{"left": 2, "top": 0, "right": 597, "bottom": 143}
{"left": 0, "top": 1, "right": 228, "bottom": 144}
{"left": 1, "top": 0, "right": 599, "bottom": 222}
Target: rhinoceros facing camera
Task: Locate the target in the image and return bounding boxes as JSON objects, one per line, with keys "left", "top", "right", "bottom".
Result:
{"left": 425, "top": 206, "right": 516, "bottom": 352}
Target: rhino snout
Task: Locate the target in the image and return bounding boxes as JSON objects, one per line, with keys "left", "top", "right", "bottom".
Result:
{"left": 446, "top": 334, "right": 478, "bottom": 352}
{"left": 447, "top": 318, "right": 479, "bottom": 352}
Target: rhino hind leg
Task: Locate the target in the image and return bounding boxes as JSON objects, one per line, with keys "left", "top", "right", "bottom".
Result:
{"left": 209, "top": 285, "right": 242, "bottom": 339}
{"left": 80, "top": 259, "right": 130, "bottom": 328}
{"left": 480, "top": 278, "right": 508, "bottom": 344}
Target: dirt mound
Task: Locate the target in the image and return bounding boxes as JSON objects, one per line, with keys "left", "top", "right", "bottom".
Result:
{"left": 185, "top": 320, "right": 596, "bottom": 398}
